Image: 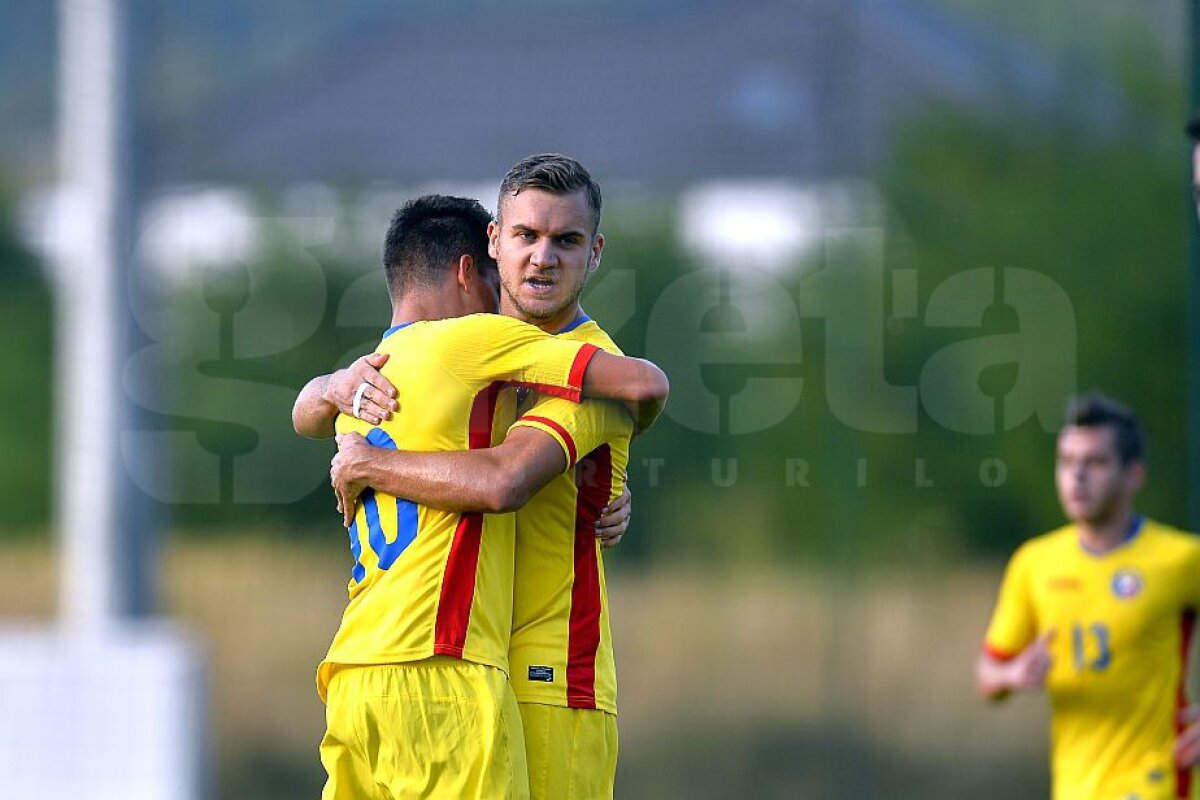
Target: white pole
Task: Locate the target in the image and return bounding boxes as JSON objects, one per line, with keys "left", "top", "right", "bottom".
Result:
{"left": 56, "top": 0, "right": 126, "bottom": 630}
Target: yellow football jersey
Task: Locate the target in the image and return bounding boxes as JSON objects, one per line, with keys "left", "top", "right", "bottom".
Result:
{"left": 318, "top": 314, "right": 600, "bottom": 701}
{"left": 984, "top": 518, "right": 1200, "bottom": 800}
{"left": 506, "top": 316, "right": 632, "bottom": 714}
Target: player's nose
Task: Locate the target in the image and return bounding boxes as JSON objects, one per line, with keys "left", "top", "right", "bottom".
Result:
{"left": 530, "top": 240, "right": 557, "bottom": 267}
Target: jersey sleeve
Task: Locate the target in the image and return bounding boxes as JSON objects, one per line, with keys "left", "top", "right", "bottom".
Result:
{"left": 439, "top": 315, "right": 599, "bottom": 402}
{"left": 509, "top": 395, "right": 633, "bottom": 470}
{"left": 983, "top": 544, "right": 1038, "bottom": 660}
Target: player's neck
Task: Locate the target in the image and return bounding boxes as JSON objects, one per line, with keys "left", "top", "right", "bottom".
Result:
{"left": 389, "top": 293, "right": 461, "bottom": 326}
{"left": 1075, "top": 506, "right": 1139, "bottom": 554}
{"left": 503, "top": 302, "right": 585, "bottom": 334}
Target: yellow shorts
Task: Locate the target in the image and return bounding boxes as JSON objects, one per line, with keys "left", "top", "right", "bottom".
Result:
{"left": 320, "top": 657, "right": 529, "bottom": 799}
{"left": 519, "top": 702, "right": 618, "bottom": 800}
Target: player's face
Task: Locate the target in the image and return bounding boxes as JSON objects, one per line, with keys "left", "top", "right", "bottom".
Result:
{"left": 1055, "top": 425, "right": 1139, "bottom": 525}
{"left": 489, "top": 188, "right": 604, "bottom": 332}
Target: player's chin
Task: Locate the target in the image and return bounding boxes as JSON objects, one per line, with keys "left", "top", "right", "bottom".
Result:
{"left": 520, "top": 294, "right": 568, "bottom": 319}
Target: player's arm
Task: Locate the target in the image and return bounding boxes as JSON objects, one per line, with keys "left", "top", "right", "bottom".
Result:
{"left": 975, "top": 631, "right": 1053, "bottom": 702}
{"left": 1177, "top": 704, "right": 1200, "bottom": 769}
{"left": 332, "top": 427, "right": 565, "bottom": 521}
{"left": 449, "top": 316, "right": 669, "bottom": 434}
{"left": 581, "top": 352, "right": 669, "bottom": 434}
{"left": 330, "top": 429, "right": 632, "bottom": 542}
{"left": 292, "top": 352, "right": 398, "bottom": 439}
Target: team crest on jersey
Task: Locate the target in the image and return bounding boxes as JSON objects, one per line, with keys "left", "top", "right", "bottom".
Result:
{"left": 1111, "top": 569, "right": 1143, "bottom": 600}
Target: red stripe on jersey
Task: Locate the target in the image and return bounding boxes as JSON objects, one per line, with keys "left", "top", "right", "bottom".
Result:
{"left": 567, "top": 444, "right": 611, "bottom": 709}
{"left": 567, "top": 344, "right": 600, "bottom": 399}
{"left": 467, "top": 381, "right": 504, "bottom": 450}
{"left": 510, "top": 344, "right": 600, "bottom": 403}
{"left": 982, "top": 642, "right": 1018, "bottom": 662}
{"left": 520, "top": 415, "right": 578, "bottom": 467}
{"left": 433, "top": 512, "right": 484, "bottom": 658}
{"left": 434, "top": 382, "right": 503, "bottom": 656}
{"left": 1176, "top": 610, "right": 1196, "bottom": 799}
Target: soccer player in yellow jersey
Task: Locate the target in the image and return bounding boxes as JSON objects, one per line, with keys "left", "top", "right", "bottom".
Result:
{"left": 293, "top": 194, "right": 668, "bottom": 800}
{"left": 320, "top": 155, "right": 640, "bottom": 799}
{"left": 978, "top": 393, "right": 1200, "bottom": 800}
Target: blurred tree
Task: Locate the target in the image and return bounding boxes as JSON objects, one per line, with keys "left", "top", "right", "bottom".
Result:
{"left": 0, "top": 188, "right": 52, "bottom": 534}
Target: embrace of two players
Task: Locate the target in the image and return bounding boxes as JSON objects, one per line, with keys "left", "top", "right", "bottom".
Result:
{"left": 292, "top": 154, "right": 664, "bottom": 799}
{"left": 289, "top": 150, "right": 1200, "bottom": 800}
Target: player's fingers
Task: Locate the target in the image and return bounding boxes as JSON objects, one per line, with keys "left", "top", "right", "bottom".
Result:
{"left": 361, "top": 381, "right": 399, "bottom": 412}
{"left": 1180, "top": 705, "right": 1200, "bottom": 725}
{"left": 599, "top": 532, "right": 623, "bottom": 550}
{"left": 606, "top": 485, "right": 631, "bottom": 513}
{"left": 354, "top": 357, "right": 397, "bottom": 402}
{"left": 335, "top": 487, "right": 353, "bottom": 527}
{"left": 595, "top": 503, "right": 630, "bottom": 532}
{"left": 596, "top": 512, "right": 629, "bottom": 535}
{"left": 363, "top": 396, "right": 393, "bottom": 423}
{"left": 1175, "top": 725, "right": 1200, "bottom": 768}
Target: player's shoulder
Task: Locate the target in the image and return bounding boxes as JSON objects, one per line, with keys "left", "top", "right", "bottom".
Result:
{"left": 411, "top": 314, "right": 549, "bottom": 354}
{"left": 1140, "top": 518, "right": 1200, "bottom": 557}
{"left": 1011, "top": 525, "right": 1076, "bottom": 565}
{"left": 560, "top": 317, "right": 623, "bottom": 355}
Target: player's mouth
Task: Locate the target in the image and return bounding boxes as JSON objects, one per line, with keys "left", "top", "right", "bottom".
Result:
{"left": 523, "top": 275, "right": 558, "bottom": 297}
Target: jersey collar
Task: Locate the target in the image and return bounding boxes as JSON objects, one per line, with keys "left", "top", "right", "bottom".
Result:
{"left": 1078, "top": 513, "right": 1144, "bottom": 557}
{"left": 556, "top": 312, "right": 591, "bottom": 335}
{"left": 382, "top": 321, "right": 416, "bottom": 339}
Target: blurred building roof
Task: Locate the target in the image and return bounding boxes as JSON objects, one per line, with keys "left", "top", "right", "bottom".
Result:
{"left": 153, "top": 0, "right": 1126, "bottom": 187}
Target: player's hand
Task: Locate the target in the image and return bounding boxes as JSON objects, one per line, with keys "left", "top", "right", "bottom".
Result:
{"left": 1005, "top": 630, "right": 1055, "bottom": 691}
{"left": 1175, "top": 705, "right": 1200, "bottom": 769}
{"left": 332, "top": 432, "right": 373, "bottom": 527}
{"left": 325, "top": 352, "right": 398, "bottom": 425}
{"left": 595, "top": 482, "right": 631, "bottom": 549}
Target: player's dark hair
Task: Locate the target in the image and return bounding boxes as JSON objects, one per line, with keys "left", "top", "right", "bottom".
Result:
{"left": 1063, "top": 392, "right": 1145, "bottom": 466}
{"left": 383, "top": 195, "right": 495, "bottom": 296}
{"left": 1186, "top": 111, "right": 1200, "bottom": 142}
{"left": 497, "top": 153, "right": 602, "bottom": 233}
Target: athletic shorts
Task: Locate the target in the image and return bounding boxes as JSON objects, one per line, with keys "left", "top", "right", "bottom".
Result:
{"left": 320, "top": 657, "right": 529, "bottom": 799}
{"left": 519, "top": 702, "right": 618, "bottom": 800}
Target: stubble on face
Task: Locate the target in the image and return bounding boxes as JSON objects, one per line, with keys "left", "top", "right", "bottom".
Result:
{"left": 492, "top": 188, "right": 599, "bottom": 331}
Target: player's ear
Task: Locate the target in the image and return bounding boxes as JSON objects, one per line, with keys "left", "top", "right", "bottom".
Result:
{"left": 1125, "top": 460, "right": 1146, "bottom": 493}
{"left": 455, "top": 254, "right": 475, "bottom": 292}
{"left": 487, "top": 220, "right": 499, "bottom": 260}
{"left": 588, "top": 232, "right": 605, "bottom": 273}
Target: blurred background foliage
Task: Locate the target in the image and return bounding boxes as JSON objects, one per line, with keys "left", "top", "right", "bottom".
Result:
{"left": 0, "top": 96, "right": 1188, "bottom": 562}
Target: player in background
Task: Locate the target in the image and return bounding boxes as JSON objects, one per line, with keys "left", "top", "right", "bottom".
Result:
{"left": 302, "top": 154, "right": 646, "bottom": 798}
{"left": 977, "top": 393, "right": 1200, "bottom": 799}
{"left": 303, "top": 194, "right": 668, "bottom": 800}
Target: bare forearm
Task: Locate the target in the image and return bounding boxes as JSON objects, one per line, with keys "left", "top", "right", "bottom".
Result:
{"left": 357, "top": 449, "right": 513, "bottom": 513}
{"left": 582, "top": 354, "right": 670, "bottom": 434}
{"left": 293, "top": 375, "right": 337, "bottom": 439}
